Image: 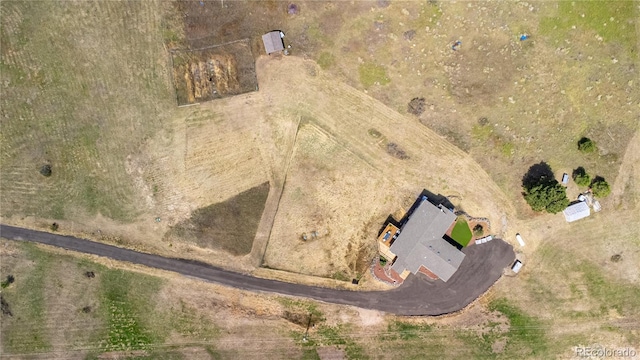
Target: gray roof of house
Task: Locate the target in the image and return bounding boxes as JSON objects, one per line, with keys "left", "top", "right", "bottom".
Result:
{"left": 262, "top": 31, "right": 284, "bottom": 54}
{"left": 563, "top": 201, "right": 590, "bottom": 222}
{"left": 390, "top": 200, "right": 465, "bottom": 282}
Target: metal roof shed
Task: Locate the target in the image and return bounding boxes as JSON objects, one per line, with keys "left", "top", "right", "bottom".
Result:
{"left": 262, "top": 31, "right": 284, "bottom": 54}
{"left": 563, "top": 202, "right": 591, "bottom": 222}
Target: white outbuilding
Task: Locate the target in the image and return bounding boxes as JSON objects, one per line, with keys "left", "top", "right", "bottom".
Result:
{"left": 563, "top": 201, "right": 591, "bottom": 222}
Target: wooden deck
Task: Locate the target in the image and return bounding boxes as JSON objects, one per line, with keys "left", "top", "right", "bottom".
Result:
{"left": 378, "top": 223, "right": 400, "bottom": 248}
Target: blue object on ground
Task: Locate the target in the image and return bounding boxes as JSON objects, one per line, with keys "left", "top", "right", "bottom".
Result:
{"left": 520, "top": 34, "right": 529, "bottom": 41}
{"left": 452, "top": 40, "right": 462, "bottom": 50}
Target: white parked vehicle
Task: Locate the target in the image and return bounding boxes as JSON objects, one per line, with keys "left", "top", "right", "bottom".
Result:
{"left": 515, "top": 233, "right": 525, "bottom": 247}
{"left": 512, "top": 260, "right": 523, "bottom": 273}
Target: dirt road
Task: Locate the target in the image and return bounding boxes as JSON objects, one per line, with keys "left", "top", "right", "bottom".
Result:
{"left": 0, "top": 224, "right": 514, "bottom": 316}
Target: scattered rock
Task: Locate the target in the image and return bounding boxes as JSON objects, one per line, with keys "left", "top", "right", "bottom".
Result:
{"left": 82, "top": 306, "right": 92, "bottom": 313}
{"left": 84, "top": 271, "right": 95, "bottom": 278}
{"left": 403, "top": 29, "right": 416, "bottom": 41}
{"left": 610, "top": 254, "right": 622, "bottom": 262}
{"left": 287, "top": 3, "right": 299, "bottom": 15}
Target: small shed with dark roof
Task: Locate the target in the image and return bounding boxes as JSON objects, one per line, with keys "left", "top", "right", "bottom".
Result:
{"left": 262, "top": 31, "right": 284, "bottom": 54}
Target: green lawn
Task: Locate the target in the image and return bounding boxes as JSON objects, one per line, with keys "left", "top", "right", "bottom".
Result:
{"left": 450, "top": 218, "right": 473, "bottom": 247}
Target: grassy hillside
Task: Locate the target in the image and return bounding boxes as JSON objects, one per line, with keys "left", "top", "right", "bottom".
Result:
{"left": 0, "top": 1, "right": 175, "bottom": 221}
{"left": 0, "top": 241, "right": 218, "bottom": 358}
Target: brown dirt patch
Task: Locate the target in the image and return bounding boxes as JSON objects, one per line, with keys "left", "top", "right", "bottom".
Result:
{"left": 171, "top": 40, "right": 258, "bottom": 105}
{"left": 178, "top": 0, "right": 288, "bottom": 49}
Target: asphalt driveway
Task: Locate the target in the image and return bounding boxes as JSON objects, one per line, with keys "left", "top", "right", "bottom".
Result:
{"left": 0, "top": 224, "right": 515, "bottom": 316}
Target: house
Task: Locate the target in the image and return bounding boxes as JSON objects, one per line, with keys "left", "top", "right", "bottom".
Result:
{"left": 262, "top": 31, "right": 285, "bottom": 54}
{"left": 381, "top": 198, "right": 465, "bottom": 282}
{"left": 563, "top": 201, "right": 591, "bottom": 222}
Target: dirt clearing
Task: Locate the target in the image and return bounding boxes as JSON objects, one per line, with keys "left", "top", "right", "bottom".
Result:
{"left": 171, "top": 40, "right": 258, "bottom": 105}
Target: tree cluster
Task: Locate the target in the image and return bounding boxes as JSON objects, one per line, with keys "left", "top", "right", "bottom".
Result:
{"left": 573, "top": 167, "right": 611, "bottom": 198}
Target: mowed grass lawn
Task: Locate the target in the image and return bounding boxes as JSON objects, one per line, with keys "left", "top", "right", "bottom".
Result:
{"left": 451, "top": 218, "right": 472, "bottom": 247}
{"left": 0, "top": 241, "right": 218, "bottom": 357}
{"left": 0, "top": 1, "right": 175, "bottom": 221}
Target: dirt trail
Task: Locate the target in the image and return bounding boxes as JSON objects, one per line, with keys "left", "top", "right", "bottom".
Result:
{"left": 611, "top": 130, "right": 640, "bottom": 207}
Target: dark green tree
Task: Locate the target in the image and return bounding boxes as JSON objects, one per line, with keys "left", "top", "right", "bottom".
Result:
{"left": 572, "top": 167, "right": 591, "bottom": 187}
{"left": 522, "top": 162, "right": 570, "bottom": 213}
{"left": 590, "top": 176, "right": 611, "bottom": 198}
{"left": 578, "top": 137, "right": 597, "bottom": 153}
{"left": 523, "top": 181, "right": 570, "bottom": 214}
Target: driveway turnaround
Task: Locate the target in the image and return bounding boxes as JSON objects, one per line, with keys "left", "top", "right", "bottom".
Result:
{"left": 0, "top": 224, "right": 515, "bottom": 316}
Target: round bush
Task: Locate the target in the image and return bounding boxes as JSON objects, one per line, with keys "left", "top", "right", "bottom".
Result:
{"left": 39, "top": 164, "right": 52, "bottom": 177}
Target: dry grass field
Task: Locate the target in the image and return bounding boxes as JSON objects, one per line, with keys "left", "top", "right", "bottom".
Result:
{"left": 0, "top": 1, "right": 176, "bottom": 222}
{"left": 1, "top": 0, "right": 639, "bottom": 358}
{"left": 260, "top": 57, "right": 514, "bottom": 279}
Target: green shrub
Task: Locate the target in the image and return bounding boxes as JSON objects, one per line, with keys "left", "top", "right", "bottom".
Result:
{"left": 1, "top": 275, "right": 15, "bottom": 288}
{"left": 472, "top": 224, "right": 484, "bottom": 237}
{"left": 39, "top": 164, "right": 52, "bottom": 177}
{"left": 590, "top": 177, "right": 611, "bottom": 197}
{"left": 572, "top": 167, "right": 591, "bottom": 187}
{"left": 578, "top": 137, "right": 597, "bottom": 153}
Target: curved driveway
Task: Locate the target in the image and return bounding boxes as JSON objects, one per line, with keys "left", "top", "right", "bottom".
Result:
{"left": 0, "top": 224, "right": 514, "bottom": 316}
